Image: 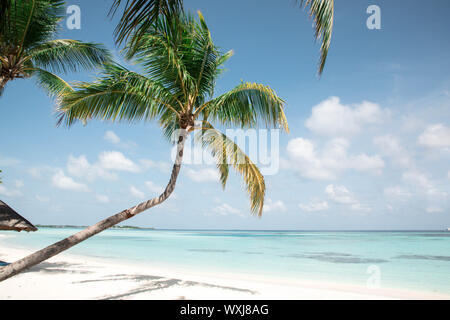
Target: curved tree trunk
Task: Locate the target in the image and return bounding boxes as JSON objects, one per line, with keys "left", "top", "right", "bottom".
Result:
{"left": 0, "top": 130, "right": 188, "bottom": 282}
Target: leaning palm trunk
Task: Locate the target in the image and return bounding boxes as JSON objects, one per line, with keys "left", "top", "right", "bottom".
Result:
{"left": 0, "top": 130, "right": 187, "bottom": 282}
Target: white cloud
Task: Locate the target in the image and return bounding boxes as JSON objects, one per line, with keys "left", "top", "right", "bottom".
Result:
{"left": 98, "top": 151, "right": 140, "bottom": 172}
{"left": 349, "top": 203, "right": 371, "bottom": 212}
{"left": 96, "top": 195, "right": 110, "bottom": 203}
{"left": 0, "top": 154, "right": 21, "bottom": 167}
{"left": 213, "top": 203, "right": 242, "bottom": 216}
{"left": 325, "top": 184, "right": 357, "bottom": 205}
{"left": 29, "top": 167, "right": 43, "bottom": 179}
{"left": 0, "top": 185, "right": 22, "bottom": 197}
{"left": 130, "top": 186, "right": 145, "bottom": 199}
{"left": 403, "top": 171, "right": 430, "bottom": 189}
{"left": 67, "top": 155, "right": 117, "bottom": 181}
{"left": 349, "top": 154, "right": 385, "bottom": 174}
{"left": 67, "top": 155, "right": 92, "bottom": 177}
{"left": 36, "top": 195, "right": 50, "bottom": 202}
{"left": 145, "top": 181, "right": 164, "bottom": 194}
{"left": 299, "top": 201, "right": 329, "bottom": 212}
{"left": 384, "top": 186, "right": 413, "bottom": 198}
{"left": 305, "top": 97, "right": 387, "bottom": 137}
{"left": 104, "top": 130, "right": 121, "bottom": 144}
{"left": 426, "top": 207, "right": 444, "bottom": 213}
{"left": 286, "top": 138, "right": 341, "bottom": 180}
{"left": 67, "top": 151, "right": 142, "bottom": 182}
{"left": 14, "top": 180, "right": 24, "bottom": 188}
{"left": 140, "top": 159, "right": 172, "bottom": 173}
{"left": 28, "top": 166, "right": 59, "bottom": 180}
{"left": 263, "top": 198, "right": 287, "bottom": 213}
{"left": 418, "top": 124, "right": 450, "bottom": 149}
{"left": 402, "top": 171, "right": 446, "bottom": 197}
{"left": 373, "top": 135, "right": 412, "bottom": 168}
{"left": 325, "top": 184, "right": 370, "bottom": 212}
{"left": 186, "top": 168, "right": 220, "bottom": 182}
{"left": 286, "top": 137, "right": 384, "bottom": 180}
{"left": 104, "top": 131, "right": 137, "bottom": 149}
{"left": 51, "top": 170, "right": 89, "bottom": 192}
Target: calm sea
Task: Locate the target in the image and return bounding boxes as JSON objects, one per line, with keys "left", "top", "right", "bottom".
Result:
{"left": 1, "top": 228, "right": 450, "bottom": 295}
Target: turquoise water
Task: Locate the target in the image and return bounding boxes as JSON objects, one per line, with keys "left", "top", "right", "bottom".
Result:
{"left": 1, "top": 228, "right": 450, "bottom": 295}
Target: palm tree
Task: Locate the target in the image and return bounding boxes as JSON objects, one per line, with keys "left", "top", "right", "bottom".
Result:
{"left": 0, "top": 11, "right": 288, "bottom": 282}
{"left": 0, "top": 0, "right": 111, "bottom": 96}
{"left": 110, "top": 0, "right": 333, "bottom": 75}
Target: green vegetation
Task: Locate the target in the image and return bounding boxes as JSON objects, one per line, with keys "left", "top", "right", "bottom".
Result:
{"left": 0, "top": 0, "right": 111, "bottom": 97}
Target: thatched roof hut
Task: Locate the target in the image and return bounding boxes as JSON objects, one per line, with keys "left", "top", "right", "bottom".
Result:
{"left": 0, "top": 200, "right": 37, "bottom": 232}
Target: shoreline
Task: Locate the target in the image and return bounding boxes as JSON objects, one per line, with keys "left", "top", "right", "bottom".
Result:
{"left": 1, "top": 243, "right": 450, "bottom": 300}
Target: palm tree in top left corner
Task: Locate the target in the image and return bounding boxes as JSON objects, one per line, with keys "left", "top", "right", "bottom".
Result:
{"left": 0, "top": 0, "right": 111, "bottom": 97}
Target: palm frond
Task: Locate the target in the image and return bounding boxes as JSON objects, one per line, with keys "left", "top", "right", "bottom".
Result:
{"left": 0, "top": 0, "right": 12, "bottom": 37}
{"left": 0, "top": 1, "right": 110, "bottom": 100}
{"left": 1, "top": 0, "right": 65, "bottom": 51}
{"left": 185, "top": 11, "right": 234, "bottom": 101}
{"left": 197, "top": 82, "right": 289, "bottom": 132}
{"left": 31, "top": 67, "right": 73, "bottom": 98}
{"left": 124, "top": 13, "right": 197, "bottom": 105}
{"left": 57, "top": 63, "right": 179, "bottom": 127}
{"left": 196, "top": 124, "right": 266, "bottom": 216}
{"left": 187, "top": 11, "right": 217, "bottom": 98}
{"left": 28, "top": 39, "right": 111, "bottom": 73}
{"left": 110, "top": 0, "right": 183, "bottom": 46}
{"left": 298, "top": 0, "right": 334, "bottom": 75}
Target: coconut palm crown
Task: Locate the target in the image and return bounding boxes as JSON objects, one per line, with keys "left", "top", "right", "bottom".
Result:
{"left": 0, "top": 0, "right": 111, "bottom": 96}
{"left": 58, "top": 11, "right": 289, "bottom": 215}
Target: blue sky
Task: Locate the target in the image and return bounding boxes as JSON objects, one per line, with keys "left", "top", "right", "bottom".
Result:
{"left": 0, "top": 0, "right": 449, "bottom": 230}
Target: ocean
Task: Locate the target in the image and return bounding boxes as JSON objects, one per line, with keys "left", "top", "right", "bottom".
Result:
{"left": 1, "top": 228, "right": 450, "bottom": 295}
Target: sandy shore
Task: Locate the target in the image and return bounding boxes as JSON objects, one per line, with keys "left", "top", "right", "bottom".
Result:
{"left": 1, "top": 243, "right": 449, "bottom": 300}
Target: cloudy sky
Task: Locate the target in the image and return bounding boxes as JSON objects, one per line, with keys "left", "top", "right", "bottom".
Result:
{"left": 0, "top": 0, "right": 449, "bottom": 230}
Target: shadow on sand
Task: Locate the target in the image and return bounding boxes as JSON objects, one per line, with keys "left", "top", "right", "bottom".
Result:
{"left": 21, "top": 261, "right": 95, "bottom": 275}
{"left": 73, "top": 273, "right": 258, "bottom": 300}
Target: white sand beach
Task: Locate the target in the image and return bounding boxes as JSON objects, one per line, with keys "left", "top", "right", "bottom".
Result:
{"left": 1, "top": 243, "right": 449, "bottom": 300}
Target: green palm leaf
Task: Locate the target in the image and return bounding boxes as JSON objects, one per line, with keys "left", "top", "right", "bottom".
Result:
{"left": 28, "top": 39, "right": 111, "bottom": 73}
{"left": 31, "top": 67, "right": 73, "bottom": 98}
{"left": 196, "top": 124, "right": 266, "bottom": 216}
{"left": 0, "top": 0, "right": 111, "bottom": 99}
{"left": 111, "top": 0, "right": 183, "bottom": 46}
{"left": 298, "top": 0, "right": 334, "bottom": 75}
{"left": 1, "top": 0, "right": 65, "bottom": 51}
{"left": 197, "top": 82, "right": 289, "bottom": 132}
{"left": 58, "top": 63, "right": 179, "bottom": 126}
{"left": 124, "top": 12, "right": 216, "bottom": 105}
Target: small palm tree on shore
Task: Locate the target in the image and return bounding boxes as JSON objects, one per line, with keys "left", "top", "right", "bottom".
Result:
{"left": 0, "top": 0, "right": 111, "bottom": 96}
{"left": 0, "top": 11, "right": 288, "bottom": 281}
